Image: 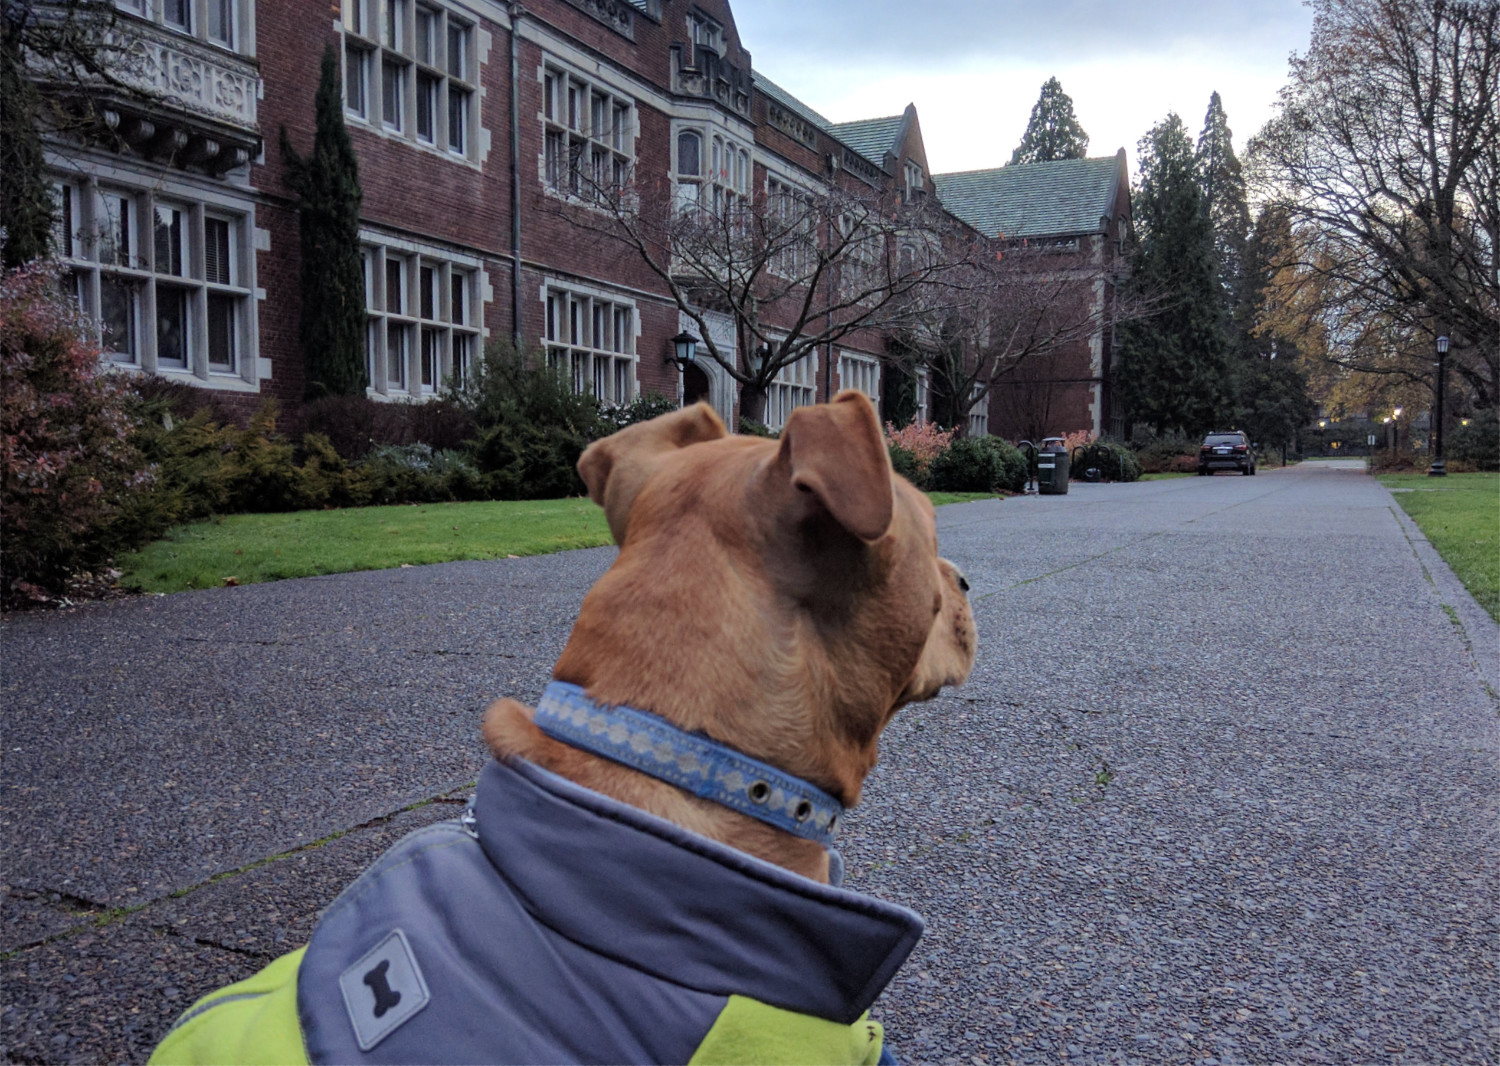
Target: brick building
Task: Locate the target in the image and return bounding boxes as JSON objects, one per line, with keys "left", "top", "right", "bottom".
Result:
{"left": 40, "top": 0, "right": 1130, "bottom": 439}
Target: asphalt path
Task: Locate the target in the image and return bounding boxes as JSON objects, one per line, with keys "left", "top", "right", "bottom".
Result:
{"left": 2, "top": 461, "right": 1496, "bottom": 1064}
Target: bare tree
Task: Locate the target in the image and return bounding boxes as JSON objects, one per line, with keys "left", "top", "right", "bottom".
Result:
{"left": 1248, "top": 0, "right": 1500, "bottom": 409}
{"left": 914, "top": 237, "right": 1142, "bottom": 435}
{"left": 546, "top": 168, "right": 983, "bottom": 422}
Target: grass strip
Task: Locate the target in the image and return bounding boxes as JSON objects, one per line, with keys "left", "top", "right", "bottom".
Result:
{"left": 927, "top": 492, "right": 1000, "bottom": 505}
{"left": 1377, "top": 472, "right": 1499, "bottom": 622}
{"left": 120, "top": 498, "right": 613, "bottom": 593}
{"left": 122, "top": 492, "right": 1001, "bottom": 594}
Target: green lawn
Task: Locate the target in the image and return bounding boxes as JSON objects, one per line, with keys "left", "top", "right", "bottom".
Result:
{"left": 119, "top": 498, "right": 613, "bottom": 593}
{"left": 1139, "top": 472, "right": 1194, "bottom": 481}
{"left": 121, "top": 491, "right": 1001, "bottom": 593}
{"left": 1378, "top": 472, "right": 1499, "bottom": 622}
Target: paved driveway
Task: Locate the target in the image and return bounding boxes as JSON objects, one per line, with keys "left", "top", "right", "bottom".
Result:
{"left": 3, "top": 461, "right": 1496, "bottom": 1063}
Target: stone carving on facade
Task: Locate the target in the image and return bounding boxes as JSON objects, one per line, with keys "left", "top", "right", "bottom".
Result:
{"left": 767, "top": 102, "right": 817, "bottom": 148}
{"left": 841, "top": 148, "right": 882, "bottom": 184}
{"left": 103, "top": 22, "right": 259, "bottom": 135}
{"left": 559, "top": 0, "right": 636, "bottom": 39}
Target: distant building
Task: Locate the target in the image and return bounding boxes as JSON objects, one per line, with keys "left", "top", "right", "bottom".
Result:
{"left": 935, "top": 152, "right": 1132, "bottom": 439}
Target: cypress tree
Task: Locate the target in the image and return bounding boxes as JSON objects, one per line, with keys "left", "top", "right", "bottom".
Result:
{"left": 1116, "top": 113, "right": 1229, "bottom": 437}
{"left": 281, "top": 43, "right": 367, "bottom": 398}
{"left": 1194, "top": 92, "right": 1251, "bottom": 309}
{"left": 1009, "top": 78, "right": 1090, "bottom": 165}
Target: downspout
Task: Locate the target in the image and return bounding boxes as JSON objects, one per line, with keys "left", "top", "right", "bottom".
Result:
{"left": 509, "top": 3, "right": 524, "bottom": 348}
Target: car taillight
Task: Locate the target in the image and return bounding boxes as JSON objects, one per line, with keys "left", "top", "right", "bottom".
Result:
{"left": 1233, "top": 445, "right": 1247, "bottom": 452}
{"left": 1200, "top": 445, "right": 1211, "bottom": 453}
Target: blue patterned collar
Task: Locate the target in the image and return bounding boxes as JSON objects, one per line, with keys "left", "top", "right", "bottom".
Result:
{"left": 533, "top": 681, "right": 844, "bottom": 845}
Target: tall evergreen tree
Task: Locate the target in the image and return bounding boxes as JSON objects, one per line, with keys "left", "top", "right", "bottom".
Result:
{"left": 1116, "top": 113, "right": 1229, "bottom": 437}
{"left": 1008, "top": 78, "right": 1090, "bottom": 165}
{"left": 1233, "top": 204, "right": 1315, "bottom": 452}
{"left": 281, "top": 43, "right": 367, "bottom": 398}
{"left": 1194, "top": 92, "right": 1251, "bottom": 309}
{"left": 0, "top": 25, "right": 55, "bottom": 269}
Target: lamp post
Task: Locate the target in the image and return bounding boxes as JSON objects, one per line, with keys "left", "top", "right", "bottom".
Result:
{"left": 1428, "top": 334, "right": 1450, "bottom": 477}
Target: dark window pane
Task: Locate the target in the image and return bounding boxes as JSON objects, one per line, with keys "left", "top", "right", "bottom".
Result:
{"left": 208, "top": 293, "right": 235, "bottom": 371}
{"left": 447, "top": 87, "right": 467, "bottom": 155}
{"left": 156, "top": 285, "right": 190, "bottom": 368}
{"left": 100, "top": 278, "right": 138, "bottom": 362}
{"left": 385, "top": 258, "right": 403, "bottom": 313}
{"left": 416, "top": 72, "right": 437, "bottom": 142}
{"left": 205, "top": 217, "right": 232, "bottom": 285}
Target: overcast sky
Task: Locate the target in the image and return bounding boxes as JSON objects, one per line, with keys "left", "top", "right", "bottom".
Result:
{"left": 734, "top": 0, "right": 1315, "bottom": 176}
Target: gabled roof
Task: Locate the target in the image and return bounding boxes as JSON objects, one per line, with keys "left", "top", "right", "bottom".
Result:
{"left": 753, "top": 72, "right": 832, "bottom": 131}
{"left": 933, "top": 154, "right": 1126, "bottom": 239}
{"left": 825, "top": 115, "right": 905, "bottom": 166}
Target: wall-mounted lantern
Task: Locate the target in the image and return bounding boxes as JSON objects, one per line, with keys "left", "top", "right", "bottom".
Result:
{"left": 668, "top": 330, "right": 699, "bottom": 367}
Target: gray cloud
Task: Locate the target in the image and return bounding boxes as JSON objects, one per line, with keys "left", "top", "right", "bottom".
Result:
{"left": 733, "top": 0, "right": 1310, "bottom": 67}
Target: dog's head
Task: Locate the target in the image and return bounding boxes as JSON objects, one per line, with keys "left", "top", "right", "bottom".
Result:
{"left": 485, "top": 391, "right": 974, "bottom": 872}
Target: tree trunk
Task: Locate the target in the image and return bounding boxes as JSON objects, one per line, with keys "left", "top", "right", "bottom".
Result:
{"left": 739, "top": 382, "right": 767, "bottom": 427}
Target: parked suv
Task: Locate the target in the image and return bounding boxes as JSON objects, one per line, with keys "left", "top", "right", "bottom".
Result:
{"left": 1198, "top": 431, "right": 1256, "bottom": 475}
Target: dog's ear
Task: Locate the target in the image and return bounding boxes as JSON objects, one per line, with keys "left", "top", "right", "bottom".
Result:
{"left": 578, "top": 402, "right": 727, "bottom": 543}
{"left": 778, "top": 390, "right": 894, "bottom": 542}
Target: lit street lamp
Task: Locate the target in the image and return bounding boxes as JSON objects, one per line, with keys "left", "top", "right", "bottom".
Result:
{"left": 1429, "top": 335, "right": 1450, "bottom": 477}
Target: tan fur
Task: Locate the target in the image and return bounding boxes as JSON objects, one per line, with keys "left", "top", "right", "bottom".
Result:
{"left": 483, "top": 391, "right": 976, "bottom": 883}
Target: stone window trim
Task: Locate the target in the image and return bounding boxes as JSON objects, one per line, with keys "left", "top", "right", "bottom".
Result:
{"left": 341, "top": 0, "right": 480, "bottom": 166}
{"left": 51, "top": 169, "right": 262, "bottom": 391}
{"left": 763, "top": 338, "right": 817, "bottom": 432}
{"left": 361, "top": 233, "right": 486, "bottom": 399}
{"left": 113, "top": 0, "right": 255, "bottom": 57}
{"left": 539, "top": 279, "right": 638, "bottom": 407}
{"left": 968, "top": 381, "right": 988, "bottom": 438}
{"left": 837, "top": 349, "right": 880, "bottom": 406}
{"left": 672, "top": 119, "right": 751, "bottom": 219}
{"left": 539, "top": 57, "right": 637, "bottom": 207}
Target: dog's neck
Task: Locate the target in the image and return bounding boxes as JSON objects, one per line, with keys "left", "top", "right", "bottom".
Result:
{"left": 482, "top": 688, "right": 845, "bottom": 882}
{"left": 533, "top": 681, "right": 844, "bottom": 843}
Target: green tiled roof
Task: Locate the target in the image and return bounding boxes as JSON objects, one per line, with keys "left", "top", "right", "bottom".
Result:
{"left": 753, "top": 72, "right": 832, "bottom": 130}
{"left": 825, "top": 115, "right": 904, "bottom": 165}
{"left": 932, "top": 156, "right": 1123, "bottom": 239}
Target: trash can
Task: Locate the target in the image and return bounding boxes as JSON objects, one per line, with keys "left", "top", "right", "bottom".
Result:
{"left": 1037, "top": 439, "right": 1069, "bottom": 495}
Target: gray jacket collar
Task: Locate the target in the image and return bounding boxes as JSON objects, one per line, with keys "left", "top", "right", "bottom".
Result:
{"left": 475, "top": 758, "right": 924, "bottom": 1025}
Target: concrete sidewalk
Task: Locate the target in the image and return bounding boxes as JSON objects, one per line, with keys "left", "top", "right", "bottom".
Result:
{"left": 3, "top": 462, "right": 1496, "bottom": 1063}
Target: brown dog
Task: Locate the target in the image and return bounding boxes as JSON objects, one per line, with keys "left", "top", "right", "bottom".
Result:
{"left": 149, "top": 390, "right": 975, "bottom": 1066}
{"left": 484, "top": 390, "right": 976, "bottom": 882}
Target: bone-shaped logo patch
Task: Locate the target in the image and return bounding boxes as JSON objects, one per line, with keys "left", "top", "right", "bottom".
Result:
{"left": 338, "top": 928, "right": 430, "bottom": 1051}
{"left": 363, "top": 959, "right": 402, "bottom": 1018}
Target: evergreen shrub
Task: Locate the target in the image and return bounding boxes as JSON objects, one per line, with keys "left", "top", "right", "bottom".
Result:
{"left": 1131, "top": 436, "right": 1198, "bottom": 474}
{"left": 930, "top": 437, "right": 1012, "bottom": 493}
{"left": 888, "top": 443, "right": 922, "bottom": 487}
{"left": 1447, "top": 413, "right": 1498, "bottom": 471}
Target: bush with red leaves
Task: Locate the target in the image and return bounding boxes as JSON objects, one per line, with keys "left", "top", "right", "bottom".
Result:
{"left": 1, "top": 263, "right": 150, "bottom": 605}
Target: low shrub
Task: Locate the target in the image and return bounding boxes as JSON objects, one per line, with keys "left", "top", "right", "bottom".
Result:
{"left": 471, "top": 421, "right": 587, "bottom": 500}
{"left": 1, "top": 264, "right": 152, "bottom": 603}
{"left": 302, "top": 394, "right": 476, "bottom": 459}
{"left": 1447, "top": 412, "right": 1498, "bottom": 471}
{"left": 1132, "top": 436, "right": 1198, "bottom": 474}
{"left": 1071, "top": 441, "right": 1142, "bottom": 482}
{"left": 886, "top": 421, "right": 955, "bottom": 484}
{"left": 888, "top": 443, "right": 923, "bottom": 487}
{"left": 929, "top": 437, "right": 999, "bottom": 493}
{"left": 738, "top": 417, "right": 775, "bottom": 438}
{"left": 602, "top": 392, "right": 680, "bottom": 432}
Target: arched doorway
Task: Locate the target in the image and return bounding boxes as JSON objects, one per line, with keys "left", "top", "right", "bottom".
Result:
{"left": 682, "top": 362, "right": 711, "bottom": 407}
